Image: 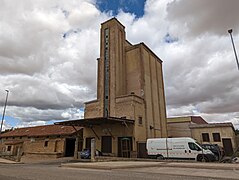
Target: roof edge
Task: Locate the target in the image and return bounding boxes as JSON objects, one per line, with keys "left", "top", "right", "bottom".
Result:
{"left": 101, "top": 17, "right": 125, "bottom": 28}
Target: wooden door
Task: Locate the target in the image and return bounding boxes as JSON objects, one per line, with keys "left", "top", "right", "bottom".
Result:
{"left": 137, "top": 142, "right": 147, "bottom": 158}
{"left": 101, "top": 136, "right": 112, "bottom": 153}
{"left": 222, "top": 138, "right": 233, "bottom": 156}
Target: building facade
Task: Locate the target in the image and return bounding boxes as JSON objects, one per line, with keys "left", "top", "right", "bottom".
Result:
{"left": 190, "top": 123, "right": 237, "bottom": 156}
{"left": 0, "top": 125, "right": 82, "bottom": 161}
{"left": 60, "top": 18, "right": 167, "bottom": 158}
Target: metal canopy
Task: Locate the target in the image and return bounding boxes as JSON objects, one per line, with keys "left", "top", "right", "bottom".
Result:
{"left": 55, "top": 117, "right": 135, "bottom": 127}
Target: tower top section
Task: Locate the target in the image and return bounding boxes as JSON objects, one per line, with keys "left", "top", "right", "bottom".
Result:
{"left": 101, "top": 17, "right": 125, "bottom": 29}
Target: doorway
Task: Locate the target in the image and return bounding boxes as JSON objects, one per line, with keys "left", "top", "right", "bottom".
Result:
{"left": 101, "top": 136, "right": 112, "bottom": 153}
{"left": 137, "top": 142, "right": 147, "bottom": 158}
{"left": 222, "top": 138, "right": 233, "bottom": 156}
{"left": 65, "top": 138, "right": 75, "bottom": 157}
{"left": 118, "top": 137, "right": 132, "bottom": 157}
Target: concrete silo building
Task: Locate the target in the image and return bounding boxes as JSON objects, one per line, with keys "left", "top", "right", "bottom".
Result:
{"left": 59, "top": 18, "right": 167, "bottom": 158}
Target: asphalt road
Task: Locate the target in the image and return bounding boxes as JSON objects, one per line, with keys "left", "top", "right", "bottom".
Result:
{"left": 0, "top": 162, "right": 227, "bottom": 180}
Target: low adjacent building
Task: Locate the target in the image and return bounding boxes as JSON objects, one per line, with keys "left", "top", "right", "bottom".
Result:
{"left": 0, "top": 125, "right": 83, "bottom": 161}
{"left": 190, "top": 123, "right": 237, "bottom": 156}
{"left": 167, "top": 116, "right": 237, "bottom": 156}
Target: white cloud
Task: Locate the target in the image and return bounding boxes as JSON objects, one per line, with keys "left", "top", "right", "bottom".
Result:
{"left": 0, "top": 0, "right": 239, "bottom": 129}
{"left": 0, "top": 0, "right": 101, "bottom": 125}
{"left": 167, "top": 0, "right": 239, "bottom": 36}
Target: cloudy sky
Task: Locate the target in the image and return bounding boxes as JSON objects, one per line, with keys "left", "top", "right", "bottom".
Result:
{"left": 1, "top": 0, "right": 239, "bottom": 130}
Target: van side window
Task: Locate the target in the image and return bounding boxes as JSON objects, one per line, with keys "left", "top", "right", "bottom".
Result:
{"left": 188, "top": 142, "right": 201, "bottom": 151}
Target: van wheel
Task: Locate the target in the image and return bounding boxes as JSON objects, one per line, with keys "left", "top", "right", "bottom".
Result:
{"left": 156, "top": 155, "right": 164, "bottom": 160}
{"left": 197, "top": 155, "right": 209, "bottom": 162}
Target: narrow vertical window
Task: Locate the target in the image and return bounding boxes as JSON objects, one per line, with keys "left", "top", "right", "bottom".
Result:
{"left": 138, "top": 117, "right": 143, "bottom": 125}
{"left": 213, "top": 133, "right": 221, "bottom": 142}
{"left": 202, "top": 133, "right": 210, "bottom": 142}
{"left": 7, "top": 146, "right": 11, "bottom": 151}
{"left": 44, "top": 141, "right": 49, "bottom": 147}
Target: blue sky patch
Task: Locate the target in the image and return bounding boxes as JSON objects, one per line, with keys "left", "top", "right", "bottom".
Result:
{"left": 96, "top": 0, "right": 146, "bottom": 18}
{"left": 164, "top": 33, "right": 178, "bottom": 43}
{"left": 0, "top": 115, "right": 19, "bottom": 129}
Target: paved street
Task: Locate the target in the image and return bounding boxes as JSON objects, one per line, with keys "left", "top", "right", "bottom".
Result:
{"left": 0, "top": 163, "right": 213, "bottom": 180}
{"left": 0, "top": 161, "right": 238, "bottom": 180}
{"left": 127, "top": 166, "right": 239, "bottom": 179}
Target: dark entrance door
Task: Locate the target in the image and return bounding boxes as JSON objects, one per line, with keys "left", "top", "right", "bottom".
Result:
{"left": 118, "top": 137, "right": 132, "bottom": 157}
{"left": 137, "top": 142, "right": 147, "bottom": 158}
{"left": 101, "top": 136, "right": 112, "bottom": 153}
{"left": 222, "top": 138, "right": 233, "bottom": 156}
{"left": 65, "top": 138, "right": 75, "bottom": 157}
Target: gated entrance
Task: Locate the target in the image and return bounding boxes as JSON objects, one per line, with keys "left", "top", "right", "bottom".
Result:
{"left": 118, "top": 137, "right": 132, "bottom": 157}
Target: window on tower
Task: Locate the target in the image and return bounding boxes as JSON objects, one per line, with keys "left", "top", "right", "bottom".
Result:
{"left": 138, "top": 117, "right": 143, "bottom": 125}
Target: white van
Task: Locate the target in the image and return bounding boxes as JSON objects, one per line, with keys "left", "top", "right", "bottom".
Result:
{"left": 146, "top": 137, "right": 216, "bottom": 162}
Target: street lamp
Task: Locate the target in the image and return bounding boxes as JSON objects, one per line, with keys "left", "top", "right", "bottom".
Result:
{"left": 228, "top": 29, "right": 239, "bottom": 70}
{"left": 0, "top": 90, "right": 9, "bottom": 134}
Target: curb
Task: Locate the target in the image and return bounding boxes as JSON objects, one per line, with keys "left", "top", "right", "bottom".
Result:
{"left": 61, "top": 163, "right": 164, "bottom": 170}
{"left": 61, "top": 161, "right": 239, "bottom": 171}
{"left": 0, "top": 161, "right": 21, "bottom": 164}
{"left": 160, "top": 163, "right": 239, "bottom": 171}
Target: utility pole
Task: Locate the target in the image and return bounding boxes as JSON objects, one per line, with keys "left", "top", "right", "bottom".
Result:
{"left": 228, "top": 29, "right": 239, "bottom": 70}
{"left": 0, "top": 90, "right": 9, "bottom": 134}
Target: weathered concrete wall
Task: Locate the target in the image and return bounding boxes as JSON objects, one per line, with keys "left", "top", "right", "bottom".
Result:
{"left": 85, "top": 100, "right": 102, "bottom": 118}
{"left": 125, "top": 47, "right": 141, "bottom": 96}
{"left": 115, "top": 95, "right": 146, "bottom": 143}
{"left": 167, "top": 122, "right": 192, "bottom": 137}
{"left": 0, "top": 136, "right": 67, "bottom": 158}
{"left": 191, "top": 126, "right": 237, "bottom": 150}
{"left": 141, "top": 45, "right": 167, "bottom": 138}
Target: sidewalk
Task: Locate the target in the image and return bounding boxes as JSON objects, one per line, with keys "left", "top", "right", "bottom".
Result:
{"left": 0, "top": 158, "right": 19, "bottom": 164}
{"left": 61, "top": 160, "right": 239, "bottom": 170}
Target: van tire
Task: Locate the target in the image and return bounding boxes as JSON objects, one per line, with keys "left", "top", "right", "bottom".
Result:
{"left": 197, "top": 155, "right": 209, "bottom": 162}
{"left": 156, "top": 155, "right": 164, "bottom": 160}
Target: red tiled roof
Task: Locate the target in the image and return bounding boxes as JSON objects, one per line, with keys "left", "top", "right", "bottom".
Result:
{"left": 191, "top": 116, "right": 208, "bottom": 124}
{"left": 0, "top": 124, "right": 82, "bottom": 138}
